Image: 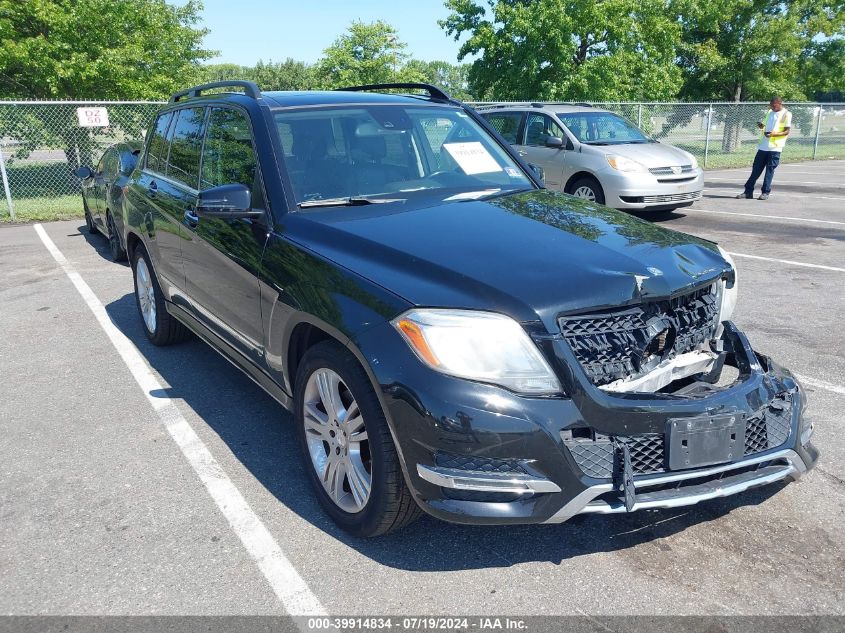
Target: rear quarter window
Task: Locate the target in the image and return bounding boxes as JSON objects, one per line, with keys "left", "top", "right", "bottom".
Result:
{"left": 145, "top": 112, "right": 175, "bottom": 173}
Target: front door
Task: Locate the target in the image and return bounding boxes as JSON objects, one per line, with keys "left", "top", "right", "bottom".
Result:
{"left": 181, "top": 106, "right": 268, "bottom": 366}
{"left": 515, "top": 113, "right": 567, "bottom": 190}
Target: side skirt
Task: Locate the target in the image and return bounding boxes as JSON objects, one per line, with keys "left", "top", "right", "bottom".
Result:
{"left": 166, "top": 301, "right": 293, "bottom": 411}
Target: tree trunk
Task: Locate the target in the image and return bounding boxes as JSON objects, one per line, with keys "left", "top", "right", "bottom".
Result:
{"left": 721, "top": 82, "right": 743, "bottom": 153}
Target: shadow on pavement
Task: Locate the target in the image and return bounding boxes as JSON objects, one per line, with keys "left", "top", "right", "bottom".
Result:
{"left": 105, "top": 291, "right": 786, "bottom": 572}
{"left": 70, "top": 223, "right": 130, "bottom": 265}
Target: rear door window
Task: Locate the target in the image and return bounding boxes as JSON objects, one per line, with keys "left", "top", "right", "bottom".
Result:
{"left": 483, "top": 112, "right": 523, "bottom": 144}
{"left": 166, "top": 107, "right": 206, "bottom": 188}
{"left": 145, "top": 112, "right": 175, "bottom": 174}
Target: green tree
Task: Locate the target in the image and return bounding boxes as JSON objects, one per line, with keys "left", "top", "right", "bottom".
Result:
{"left": 674, "top": 0, "right": 844, "bottom": 102}
{"left": 440, "top": 0, "right": 683, "bottom": 101}
{"left": 317, "top": 20, "right": 411, "bottom": 88}
{"left": 402, "top": 60, "right": 474, "bottom": 100}
{"left": 252, "top": 59, "right": 318, "bottom": 90}
{"left": 0, "top": 0, "right": 214, "bottom": 100}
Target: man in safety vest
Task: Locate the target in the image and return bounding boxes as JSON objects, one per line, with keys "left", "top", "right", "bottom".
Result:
{"left": 736, "top": 97, "right": 792, "bottom": 200}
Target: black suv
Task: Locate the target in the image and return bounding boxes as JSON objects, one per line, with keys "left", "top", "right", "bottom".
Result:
{"left": 123, "top": 81, "right": 817, "bottom": 536}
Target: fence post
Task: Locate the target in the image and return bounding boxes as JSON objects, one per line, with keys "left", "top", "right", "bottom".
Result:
{"left": 812, "top": 105, "right": 823, "bottom": 160}
{"left": 637, "top": 103, "right": 643, "bottom": 128}
{"left": 0, "top": 142, "right": 15, "bottom": 220}
{"left": 703, "top": 104, "right": 713, "bottom": 169}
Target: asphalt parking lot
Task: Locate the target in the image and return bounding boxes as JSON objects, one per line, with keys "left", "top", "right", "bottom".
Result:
{"left": 1, "top": 160, "right": 844, "bottom": 618}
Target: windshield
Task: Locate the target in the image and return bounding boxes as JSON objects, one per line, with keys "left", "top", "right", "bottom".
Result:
{"left": 274, "top": 105, "right": 532, "bottom": 205}
{"left": 557, "top": 112, "right": 652, "bottom": 145}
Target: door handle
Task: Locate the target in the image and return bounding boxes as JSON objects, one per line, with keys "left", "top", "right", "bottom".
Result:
{"left": 184, "top": 209, "right": 199, "bottom": 227}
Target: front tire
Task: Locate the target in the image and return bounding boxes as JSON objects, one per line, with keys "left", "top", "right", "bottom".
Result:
{"left": 106, "top": 212, "right": 126, "bottom": 261}
{"left": 131, "top": 246, "right": 189, "bottom": 346}
{"left": 83, "top": 199, "right": 97, "bottom": 234}
{"left": 294, "top": 340, "right": 420, "bottom": 537}
{"left": 569, "top": 176, "right": 605, "bottom": 204}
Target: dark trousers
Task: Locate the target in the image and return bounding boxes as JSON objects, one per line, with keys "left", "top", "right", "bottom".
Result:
{"left": 744, "top": 149, "right": 781, "bottom": 196}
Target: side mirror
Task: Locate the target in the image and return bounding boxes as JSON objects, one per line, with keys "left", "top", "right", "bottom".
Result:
{"left": 74, "top": 166, "right": 93, "bottom": 180}
{"left": 197, "top": 183, "right": 261, "bottom": 219}
{"left": 545, "top": 136, "right": 564, "bottom": 148}
{"left": 527, "top": 163, "right": 545, "bottom": 184}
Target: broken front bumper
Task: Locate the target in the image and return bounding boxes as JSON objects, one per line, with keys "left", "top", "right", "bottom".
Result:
{"left": 354, "top": 320, "right": 818, "bottom": 526}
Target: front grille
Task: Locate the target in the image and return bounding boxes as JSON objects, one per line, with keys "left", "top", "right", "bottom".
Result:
{"left": 434, "top": 452, "right": 528, "bottom": 475}
{"left": 564, "top": 393, "right": 793, "bottom": 480}
{"left": 641, "top": 191, "right": 702, "bottom": 203}
{"left": 563, "top": 434, "right": 665, "bottom": 479}
{"left": 649, "top": 165, "right": 694, "bottom": 176}
{"left": 559, "top": 283, "right": 720, "bottom": 386}
{"left": 744, "top": 393, "right": 793, "bottom": 454}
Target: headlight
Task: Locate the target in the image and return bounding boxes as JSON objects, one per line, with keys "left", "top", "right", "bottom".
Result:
{"left": 687, "top": 153, "right": 699, "bottom": 170}
{"left": 605, "top": 155, "right": 647, "bottom": 172}
{"left": 391, "top": 309, "right": 562, "bottom": 395}
{"left": 717, "top": 246, "right": 738, "bottom": 325}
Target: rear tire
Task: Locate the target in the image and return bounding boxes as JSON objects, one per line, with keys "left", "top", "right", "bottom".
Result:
{"left": 568, "top": 176, "right": 605, "bottom": 205}
{"left": 294, "top": 340, "right": 421, "bottom": 537}
{"left": 106, "top": 212, "right": 126, "bottom": 262}
{"left": 131, "top": 246, "right": 189, "bottom": 346}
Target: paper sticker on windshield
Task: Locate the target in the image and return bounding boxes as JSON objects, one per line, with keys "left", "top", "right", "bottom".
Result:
{"left": 443, "top": 142, "right": 503, "bottom": 175}
{"left": 505, "top": 167, "right": 521, "bottom": 178}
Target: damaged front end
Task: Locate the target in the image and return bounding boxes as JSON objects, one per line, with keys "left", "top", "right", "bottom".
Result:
{"left": 545, "top": 263, "right": 817, "bottom": 520}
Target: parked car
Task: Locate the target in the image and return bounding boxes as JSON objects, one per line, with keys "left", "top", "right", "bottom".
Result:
{"left": 480, "top": 104, "right": 704, "bottom": 211}
{"left": 74, "top": 141, "right": 141, "bottom": 260}
{"left": 121, "top": 81, "right": 816, "bottom": 536}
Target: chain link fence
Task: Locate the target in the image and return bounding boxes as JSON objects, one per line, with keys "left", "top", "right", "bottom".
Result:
{"left": 0, "top": 101, "right": 163, "bottom": 219}
{"left": 1, "top": 100, "right": 843, "bottom": 220}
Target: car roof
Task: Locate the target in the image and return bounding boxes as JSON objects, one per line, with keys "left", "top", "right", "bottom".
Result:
{"left": 479, "top": 104, "right": 608, "bottom": 115}
{"left": 261, "top": 90, "right": 457, "bottom": 108}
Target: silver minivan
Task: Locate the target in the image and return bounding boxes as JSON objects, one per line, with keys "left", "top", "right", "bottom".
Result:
{"left": 480, "top": 104, "right": 704, "bottom": 211}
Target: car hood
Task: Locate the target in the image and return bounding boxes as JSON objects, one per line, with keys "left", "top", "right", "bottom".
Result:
{"left": 586, "top": 141, "right": 694, "bottom": 168}
{"left": 285, "top": 190, "right": 728, "bottom": 332}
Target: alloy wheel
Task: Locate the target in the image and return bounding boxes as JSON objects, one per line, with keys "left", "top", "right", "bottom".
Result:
{"left": 573, "top": 185, "right": 597, "bottom": 201}
{"left": 303, "top": 368, "right": 371, "bottom": 513}
{"left": 135, "top": 258, "right": 157, "bottom": 334}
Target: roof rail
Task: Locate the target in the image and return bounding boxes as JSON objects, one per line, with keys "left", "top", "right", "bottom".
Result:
{"left": 170, "top": 80, "right": 261, "bottom": 103}
{"left": 573, "top": 102, "right": 593, "bottom": 108}
{"left": 335, "top": 83, "right": 453, "bottom": 102}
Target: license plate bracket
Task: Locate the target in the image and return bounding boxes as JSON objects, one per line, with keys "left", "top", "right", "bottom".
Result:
{"left": 667, "top": 413, "right": 745, "bottom": 470}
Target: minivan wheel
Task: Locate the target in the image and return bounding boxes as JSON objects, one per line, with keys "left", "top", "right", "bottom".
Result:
{"left": 569, "top": 176, "right": 605, "bottom": 204}
{"left": 107, "top": 213, "right": 126, "bottom": 261}
{"left": 131, "top": 246, "right": 189, "bottom": 345}
{"left": 294, "top": 341, "right": 421, "bottom": 537}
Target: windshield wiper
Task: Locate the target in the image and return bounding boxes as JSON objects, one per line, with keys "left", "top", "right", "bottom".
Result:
{"left": 582, "top": 141, "right": 610, "bottom": 146}
{"left": 299, "top": 196, "right": 405, "bottom": 208}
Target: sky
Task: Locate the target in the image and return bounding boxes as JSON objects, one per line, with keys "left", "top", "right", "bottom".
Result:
{"left": 197, "top": 0, "right": 469, "bottom": 66}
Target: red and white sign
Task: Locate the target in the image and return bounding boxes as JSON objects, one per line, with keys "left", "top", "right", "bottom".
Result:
{"left": 76, "top": 107, "right": 110, "bottom": 127}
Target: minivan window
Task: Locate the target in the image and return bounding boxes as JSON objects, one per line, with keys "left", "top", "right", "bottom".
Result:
{"left": 524, "top": 113, "right": 566, "bottom": 146}
{"left": 484, "top": 112, "right": 523, "bottom": 144}
{"left": 146, "top": 112, "right": 174, "bottom": 173}
{"left": 166, "top": 107, "right": 206, "bottom": 188}
{"left": 200, "top": 108, "right": 259, "bottom": 194}
{"left": 274, "top": 105, "right": 532, "bottom": 204}
{"left": 557, "top": 112, "right": 651, "bottom": 145}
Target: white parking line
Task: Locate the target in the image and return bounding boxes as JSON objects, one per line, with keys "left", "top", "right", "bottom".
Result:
{"left": 707, "top": 177, "right": 845, "bottom": 187}
{"left": 33, "top": 224, "right": 326, "bottom": 618}
{"left": 728, "top": 251, "right": 845, "bottom": 273}
{"left": 686, "top": 208, "right": 845, "bottom": 226}
{"left": 795, "top": 375, "right": 845, "bottom": 397}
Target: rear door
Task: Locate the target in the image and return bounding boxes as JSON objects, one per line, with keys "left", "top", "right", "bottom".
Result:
{"left": 516, "top": 113, "right": 567, "bottom": 190}
{"left": 181, "top": 105, "right": 268, "bottom": 366}
{"left": 130, "top": 110, "right": 188, "bottom": 299}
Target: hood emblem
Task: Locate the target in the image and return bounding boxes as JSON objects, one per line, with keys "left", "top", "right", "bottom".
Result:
{"left": 671, "top": 166, "right": 682, "bottom": 174}
{"left": 647, "top": 266, "right": 663, "bottom": 276}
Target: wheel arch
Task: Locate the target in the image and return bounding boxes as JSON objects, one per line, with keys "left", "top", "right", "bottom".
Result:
{"left": 564, "top": 170, "right": 602, "bottom": 194}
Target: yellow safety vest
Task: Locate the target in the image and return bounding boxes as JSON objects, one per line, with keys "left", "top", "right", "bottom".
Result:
{"left": 760, "top": 109, "right": 791, "bottom": 151}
